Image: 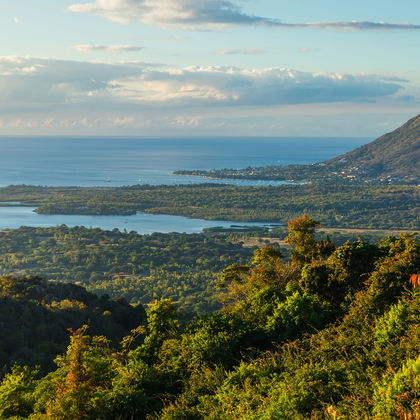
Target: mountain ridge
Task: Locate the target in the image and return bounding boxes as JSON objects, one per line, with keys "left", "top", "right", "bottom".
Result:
{"left": 174, "top": 114, "right": 420, "bottom": 184}
{"left": 324, "top": 113, "right": 420, "bottom": 182}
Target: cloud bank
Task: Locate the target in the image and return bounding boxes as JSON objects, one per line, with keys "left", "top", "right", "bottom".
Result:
{"left": 67, "top": 0, "right": 420, "bottom": 31}
{"left": 0, "top": 56, "right": 407, "bottom": 112}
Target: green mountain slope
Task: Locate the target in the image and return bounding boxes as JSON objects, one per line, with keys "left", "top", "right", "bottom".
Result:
{"left": 325, "top": 113, "right": 420, "bottom": 182}
{"left": 175, "top": 113, "right": 420, "bottom": 184}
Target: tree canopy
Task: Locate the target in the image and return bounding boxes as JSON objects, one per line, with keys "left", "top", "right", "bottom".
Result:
{"left": 0, "top": 217, "right": 418, "bottom": 418}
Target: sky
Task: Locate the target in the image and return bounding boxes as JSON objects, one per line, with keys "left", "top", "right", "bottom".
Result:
{"left": 0, "top": 0, "right": 419, "bottom": 137}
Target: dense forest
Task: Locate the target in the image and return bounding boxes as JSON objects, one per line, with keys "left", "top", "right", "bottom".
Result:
{"left": 0, "top": 226, "right": 259, "bottom": 313}
{"left": 0, "top": 183, "right": 419, "bottom": 229}
{"left": 0, "top": 215, "right": 419, "bottom": 419}
{"left": 0, "top": 225, "right": 412, "bottom": 315}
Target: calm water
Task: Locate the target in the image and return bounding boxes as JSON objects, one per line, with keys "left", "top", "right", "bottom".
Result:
{"left": 0, "top": 136, "right": 368, "bottom": 232}
{"left": 0, "top": 207, "right": 272, "bottom": 234}
{"left": 0, "top": 136, "right": 368, "bottom": 187}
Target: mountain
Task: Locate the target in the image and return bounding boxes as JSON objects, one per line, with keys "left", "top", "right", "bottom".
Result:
{"left": 175, "top": 114, "right": 420, "bottom": 184}
{"left": 324, "top": 113, "right": 420, "bottom": 182}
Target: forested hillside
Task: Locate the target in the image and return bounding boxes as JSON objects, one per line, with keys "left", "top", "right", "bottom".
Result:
{"left": 326, "top": 113, "right": 420, "bottom": 180}
{"left": 1, "top": 216, "right": 419, "bottom": 419}
{"left": 175, "top": 113, "right": 420, "bottom": 184}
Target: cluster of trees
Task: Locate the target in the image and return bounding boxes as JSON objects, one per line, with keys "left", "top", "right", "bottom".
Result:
{"left": 0, "top": 183, "right": 419, "bottom": 228}
{"left": 0, "top": 226, "right": 255, "bottom": 313}
{"left": 0, "top": 215, "right": 418, "bottom": 418}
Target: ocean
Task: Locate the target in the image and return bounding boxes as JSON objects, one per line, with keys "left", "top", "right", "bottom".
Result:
{"left": 0, "top": 136, "right": 368, "bottom": 187}
{"left": 0, "top": 136, "right": 368, "bottom": 233}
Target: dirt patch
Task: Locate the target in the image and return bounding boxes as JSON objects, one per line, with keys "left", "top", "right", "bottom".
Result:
{"left": 235, "top": 237, "right": 287, "bottom": 248}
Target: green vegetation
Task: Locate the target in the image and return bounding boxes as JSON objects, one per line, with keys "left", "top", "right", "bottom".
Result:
{"left": 0, "top": 216, "right": 419, "bottom": 418}
{"left": 0, "top": 226, "right": 256, "bottom": 313}
{"left": 1, "top": 117, "right": 418, "bottom": 417}
{"left": 0, "top": 275, "right": 146, "bottom": 373}
{"left": 176, "top": 113, "right": 420, "bottom": 184}
{"left": 0, "top": 225, "right": 411, "bottom": 317}
{"left": 0, "top": 183, "right": 419, "bottom": 229}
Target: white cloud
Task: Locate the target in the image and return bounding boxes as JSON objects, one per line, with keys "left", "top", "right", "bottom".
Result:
{"left": 110, "top": 116, "right": 135, "bottom": 126}
{"left": 67, "top": 0, "right": 284, "bottom": 27}
{"left": 290, "top": 20, "right": 420, "bottom": 31}
{"left": 215, "top": 49, "right": 264, "bottom": 55}
{"left": 41, "top": 117, "right": 56, "bottom": 127}
{"left": 72, "top": 44, "right": 144, "bottom": 53}
{"left": 0, "top": 56, "right": 152, "bottom": 106}
{"left": 171, "top": 115, "right": 202, "bottom": 126}
{"left": 0, "top": 56, "right": 411, "bottom": 115}
{"left": 108, "top": 66, "right": 406, "bottom": 106}
{"left": 299, "top": 47, "right": 321, "bottom": 54}
{"left": 0, "top": 115, "right": 149, "bottom": 130}
{"left": 13, "top": 17, "right": 21, "bottom": 24}
{"left": 67, "top": 0, "right": 420, "bottom": 31}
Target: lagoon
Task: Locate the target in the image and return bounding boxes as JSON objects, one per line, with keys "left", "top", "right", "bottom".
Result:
{"left": 0, "top": 206, "right": 272, "bottom": 234}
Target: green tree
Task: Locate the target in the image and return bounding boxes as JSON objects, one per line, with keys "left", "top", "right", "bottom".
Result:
{"left": 285, "top": 215, "right": 320, "bottom": 265}
{"left": 45, "top": 326, "right": 112, "bottom": 419}
{"left": 141, "top": 299, "right": 179, "bottom": 358}
{"left": 0, "top": 365, "right": 37, "bottom": 419}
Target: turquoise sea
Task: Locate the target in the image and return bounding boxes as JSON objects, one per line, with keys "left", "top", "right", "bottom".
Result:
{"left": 0, "top": 136, "right": 369, "bottom": 232}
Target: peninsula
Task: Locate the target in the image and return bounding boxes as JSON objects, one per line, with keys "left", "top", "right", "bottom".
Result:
{"left": 175, "top": 114, "right": 420, "bottom": 185}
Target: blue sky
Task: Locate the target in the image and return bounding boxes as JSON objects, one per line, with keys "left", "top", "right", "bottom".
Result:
{"left": 0, "top": 0, "right": 419, "bottom": 136}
